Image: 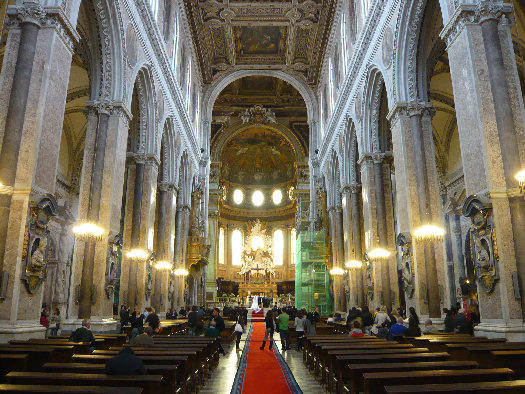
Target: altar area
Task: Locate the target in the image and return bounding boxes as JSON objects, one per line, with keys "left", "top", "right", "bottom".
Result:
{"left": 238, "top": 220, "right": 278, "bottom": 299}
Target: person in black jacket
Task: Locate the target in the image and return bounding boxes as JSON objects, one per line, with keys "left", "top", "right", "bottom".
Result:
{"left": 212, "top": 308, "right": 226, "bottom": 355}
{"left": 260, "top": 311, "right": 275, "bottom": 350}
{"left": 361, "top": 306, "right": 374, "bottom": 335}
{"left": 69, "top": 320, "right": 96, "bottom": 350}
{"left": 105, "top": 347, "right": 147, "bottom": 375}
{"left": 145, "top": 307, "right": 160, "bottom": 332}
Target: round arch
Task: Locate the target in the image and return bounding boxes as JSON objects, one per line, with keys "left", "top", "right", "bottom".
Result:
{"left": 202, "top": 70, "right": 318, "bottom": 128}
{"left": 362, "top": 67, "right": 388, "bottom": 153}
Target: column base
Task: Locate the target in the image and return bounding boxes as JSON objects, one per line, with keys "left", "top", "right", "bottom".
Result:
{"left": 61, "top": 317, "right": 118, "bottom": 334}
{"left": 0, "top": 321, "right": 46, "bottom": 343}
{"left": 474, "top": 322, "right": 525, "bottom": 341}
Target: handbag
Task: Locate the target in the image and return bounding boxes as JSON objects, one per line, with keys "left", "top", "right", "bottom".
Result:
{"left": 235, "top": 323, "right": 243, "bottom": 333}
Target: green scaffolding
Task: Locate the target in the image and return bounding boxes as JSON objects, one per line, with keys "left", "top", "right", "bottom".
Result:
{"left": 295, "top": 230, "right": 332, "bottom": 315}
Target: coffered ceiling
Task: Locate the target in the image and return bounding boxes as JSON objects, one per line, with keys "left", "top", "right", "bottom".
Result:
{"left": 182, "top": 0, "right": 338, "bottom": 86}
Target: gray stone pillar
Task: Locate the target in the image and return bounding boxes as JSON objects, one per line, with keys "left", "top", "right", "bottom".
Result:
{"left": 127, "top": 156, "right": 145, "bottom": 309}
{"left": 373, "top": 156, "right": 392, "bottom": 309}
{"left": 350, "top": 184, "right": 365, "bottom": 307}
{"left": 408, "top": 106, "right": 441, "bottom": 318}
{"left": 0, "top": 3, "right": 42, "bottom": 271}
{"left": 174, "top": 205, "right": 190, "bottom": 307}
{"left": 78, "top": 104, "right": 110, "bottom": 319}
{"left": 441, "top": 2, "right": 525, "bottom": 335}
{"left": 152, "top": 183, "right": 168, "bottom": 310}
{"left": 452, "top": 214, "right": 465, "bottom": 280}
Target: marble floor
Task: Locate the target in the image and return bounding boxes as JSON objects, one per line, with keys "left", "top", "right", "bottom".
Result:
{"left": 200, "top": 325, "right": 325, "bottom": 394}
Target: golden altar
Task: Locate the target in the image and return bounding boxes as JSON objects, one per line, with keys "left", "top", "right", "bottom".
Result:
{"left": 239, "top": 282, "right": 277, "bottom": 298}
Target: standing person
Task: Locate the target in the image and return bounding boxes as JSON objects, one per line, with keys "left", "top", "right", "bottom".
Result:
{"left": 145, "top": 307, "right": 160, "bottom": 333}
{"left": 187, "top": 306, "right": 199, "bottom": 336}
{"left": 405, "top": 307, "right": 421, "bottom": 337}
{"left": 234, "top": 314, "right": 244, "bottom": 351}
{"left": 277, "top": 309, "right": 290, "bottom": 351}
{"left": 129, "top": 311, "right": 144, "bottom": 342}
{"left": 40, "top": 309, "right": 49, "bottom": 338}
{"left": 294, "top": 311, "right": 306, "bottom": 351}
{"left": 305, "top": 312, "right": 316, "bottom": 336}
{"left": 51, "top": 308, "right": 61, "bottom": 336}
{"left": 119, "top": 305, "right": 129, "bottom": 333}
{"left": 260, "top": 311, "right": 275, "bottom": 350}
{"left": 212, "top": 308, "right": 226, "bottom": 355}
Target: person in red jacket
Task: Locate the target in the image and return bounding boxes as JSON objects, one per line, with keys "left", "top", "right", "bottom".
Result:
{"left": 40, "top": 310, "right": 49, "bottom": 329}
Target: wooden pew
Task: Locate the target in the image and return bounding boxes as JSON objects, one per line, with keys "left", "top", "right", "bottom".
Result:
{"left": 343, "top": 360, "right": 480, "bottom": 394}
{"left": 42, "top": 363, "right": 178, "bottom": 393}
{"left": 334, "top": 353, "right": 450, "bottom": 393}
{"left": 0, "top": 384, "right": 142, "bottom": 393}
{"left": 0, "top": 346, "right": 66, "bottom": 370}
{"left": 71, "top": 354, "right": 192, "bottom": 393}
{"left": 5, "top": 372, "right": 162, "bottom": 394}
{"left": 384, "top": 380, "right": 525, "bottom": 393}
{"left": 445, "top": 342, "right": 525, "bottom": 363}
{"left": 0, "top": 355, "right": 28, "bottom": 380}
{"left": 490, "top": 350, "right": 525, "bottom": 377}
{"left": 364, "top": 368, "right": 514, "bottom": 394}
{"left": 9, "top": 340, "right": 92, "bottom": 355}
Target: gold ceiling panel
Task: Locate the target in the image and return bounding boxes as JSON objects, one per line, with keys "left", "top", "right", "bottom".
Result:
{"left": 183, "top": 0, "right": 337, "bottom": 86}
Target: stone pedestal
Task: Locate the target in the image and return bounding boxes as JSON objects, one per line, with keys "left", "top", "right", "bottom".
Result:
{"left": 0, "top": 322, "right": 46, "bottom": 343}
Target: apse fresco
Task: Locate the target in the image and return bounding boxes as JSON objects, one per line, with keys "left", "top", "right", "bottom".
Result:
{"left": 238, "top": 26, "right": 281, "bottom": 55}
{"left": 220, "top": 127, "right": 295, "bottom": 185}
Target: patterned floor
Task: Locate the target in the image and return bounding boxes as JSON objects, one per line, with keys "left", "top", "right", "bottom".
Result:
{"left": 200, "top": 325, "right": 324, "bottom": 393}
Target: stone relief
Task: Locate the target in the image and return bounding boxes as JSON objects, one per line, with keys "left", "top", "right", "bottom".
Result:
{"left": 462, "top": 195, "right": 499, "bottom": 294}
{"left": 396, "top": 232, "right": 414, "bottom": 298}
{"left": 105, "top": 233, "right": 122, "bottom": 299}
{"left": 382, "top": 26, "right": 394, "bottom": 69}
{"left": 21, "top": 195, "right": 58, "bottom": 294}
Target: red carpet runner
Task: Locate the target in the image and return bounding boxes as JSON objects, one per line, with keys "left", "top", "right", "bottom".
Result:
{"left": 238, "top": 322, "right": 293, "bottom": 393}
{"left": 250, "top": 309, "right": 265, "bottom": 322}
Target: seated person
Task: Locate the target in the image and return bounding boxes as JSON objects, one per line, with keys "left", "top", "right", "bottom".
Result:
{"left": 69, "top": 319, "right": 96, "bottom": 347}
{"left": 105, "top": 347, "right": 147, "bottom": 375}
{"left": 131, "top": 326, "right": 154, "bottom": 346}
{"left": 205, "top": 320, "right": 220, "bottom": 338}
{"left": 422, "top": 319, "right": 438, "bottom": 334}
{"left": 349, "top": 321, "right": 365, "bottom": 337}
{"left": 389, "top": 317, "right": 408, "bottom": 337}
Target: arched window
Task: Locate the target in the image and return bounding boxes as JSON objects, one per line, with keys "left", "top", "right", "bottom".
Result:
{"left": 341, "top": 12, "right": 348, "bottom": 75}
{"left": 172, "top": 14, "right": 179, "bottom": 69}
{"left": 186, "top": 64, "right": 191, "bottom": 110}
{"left": 273, "top": 229, "right": 283, "bottom": 266}
{"left": 291, "top": 228, "right": 297, "bottom": 265}
{"left": 149, "top": 0, "right": 159, "bottom": 20}
{"left": 219, "top": 227, "right": 225, "bottom": 265}
{"left": 232, "top": 229, "right": 243, "bottom": 266}
{"left": 328, "top": 58, "right": 335, "bottom": 113}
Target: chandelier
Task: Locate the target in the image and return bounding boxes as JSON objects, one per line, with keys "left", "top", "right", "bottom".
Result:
{"left": 73, "top": 222, "right": 105, "bottom": 242}
{"left": 413, "top": 224, "right": 445, "bottom": 242}
{"left": 368, "top": 248, "right": 391, "bottom": 260}
{"left": 516, "top": 170, "right": 525, "bottom": 193}
{"left": 345, "top": 260, "right": 363, "bottom": 269}
{"left": 155, "top": 261, "right": 173, "bottom": 270}
{"left": 174, "top": 268, "right": 189, "bottom": 276}
{"left": 126, "top": 248, "right": 149, "bottom": 261}
{"left": 330, "top": 267, "right": 345, "bottom": 275}
{"left": 240, "top": 105, "right": 277, "bottom": 124}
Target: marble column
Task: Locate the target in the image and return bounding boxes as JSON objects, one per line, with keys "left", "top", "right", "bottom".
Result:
{"left": 441, "top": 2, "right": 525, "bottom": 337}
{"left": 373, "top": 155, "right": 393, "bottom": 309}
{"left": 174, "top": 204, "right": 190, "bottom": 307}
{"left": 78, "top": 105, "right": 110, "bottom": 319}
{"left": 127, "top": 156, "right": 145, "bottom": 310}
{"left": 342, "top": 184, "right": 365, "bottom": 307}
{"left": 65, "top": 101, "right": 130, "bottom": 332}
{"left": 0, "top": 3, "right": 82, "bottom": 340}
{"left": 152, "top": 182, "right": 168, "bottom": 311}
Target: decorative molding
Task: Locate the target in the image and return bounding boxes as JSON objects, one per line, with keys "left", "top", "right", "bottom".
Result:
{"left": 440, "top": 2, "right": 513, "bottom": 48}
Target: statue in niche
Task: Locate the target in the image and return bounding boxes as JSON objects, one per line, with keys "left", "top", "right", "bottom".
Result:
{"left": 462, "top": 195, "right": 499, "bottom": 293}
{"left": 145, "top": 254, "right": 154, "bottom": 301}
{"left": 167, "top": 273, "right": 174, "bottom": 304}
{"left": 396, "top": 232, "right": 414, "bottom": 298}
{"left": 21, "top": 194, "right": 58, "bottom": 294}
{"left": 105, "top": 234, "right": 122, "bottom": 299}
{"left": 54, "top": 268, "right": 66, "bottom": 304}
{"left": 364, "top": 254, "right": 374, "bottom": 301}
